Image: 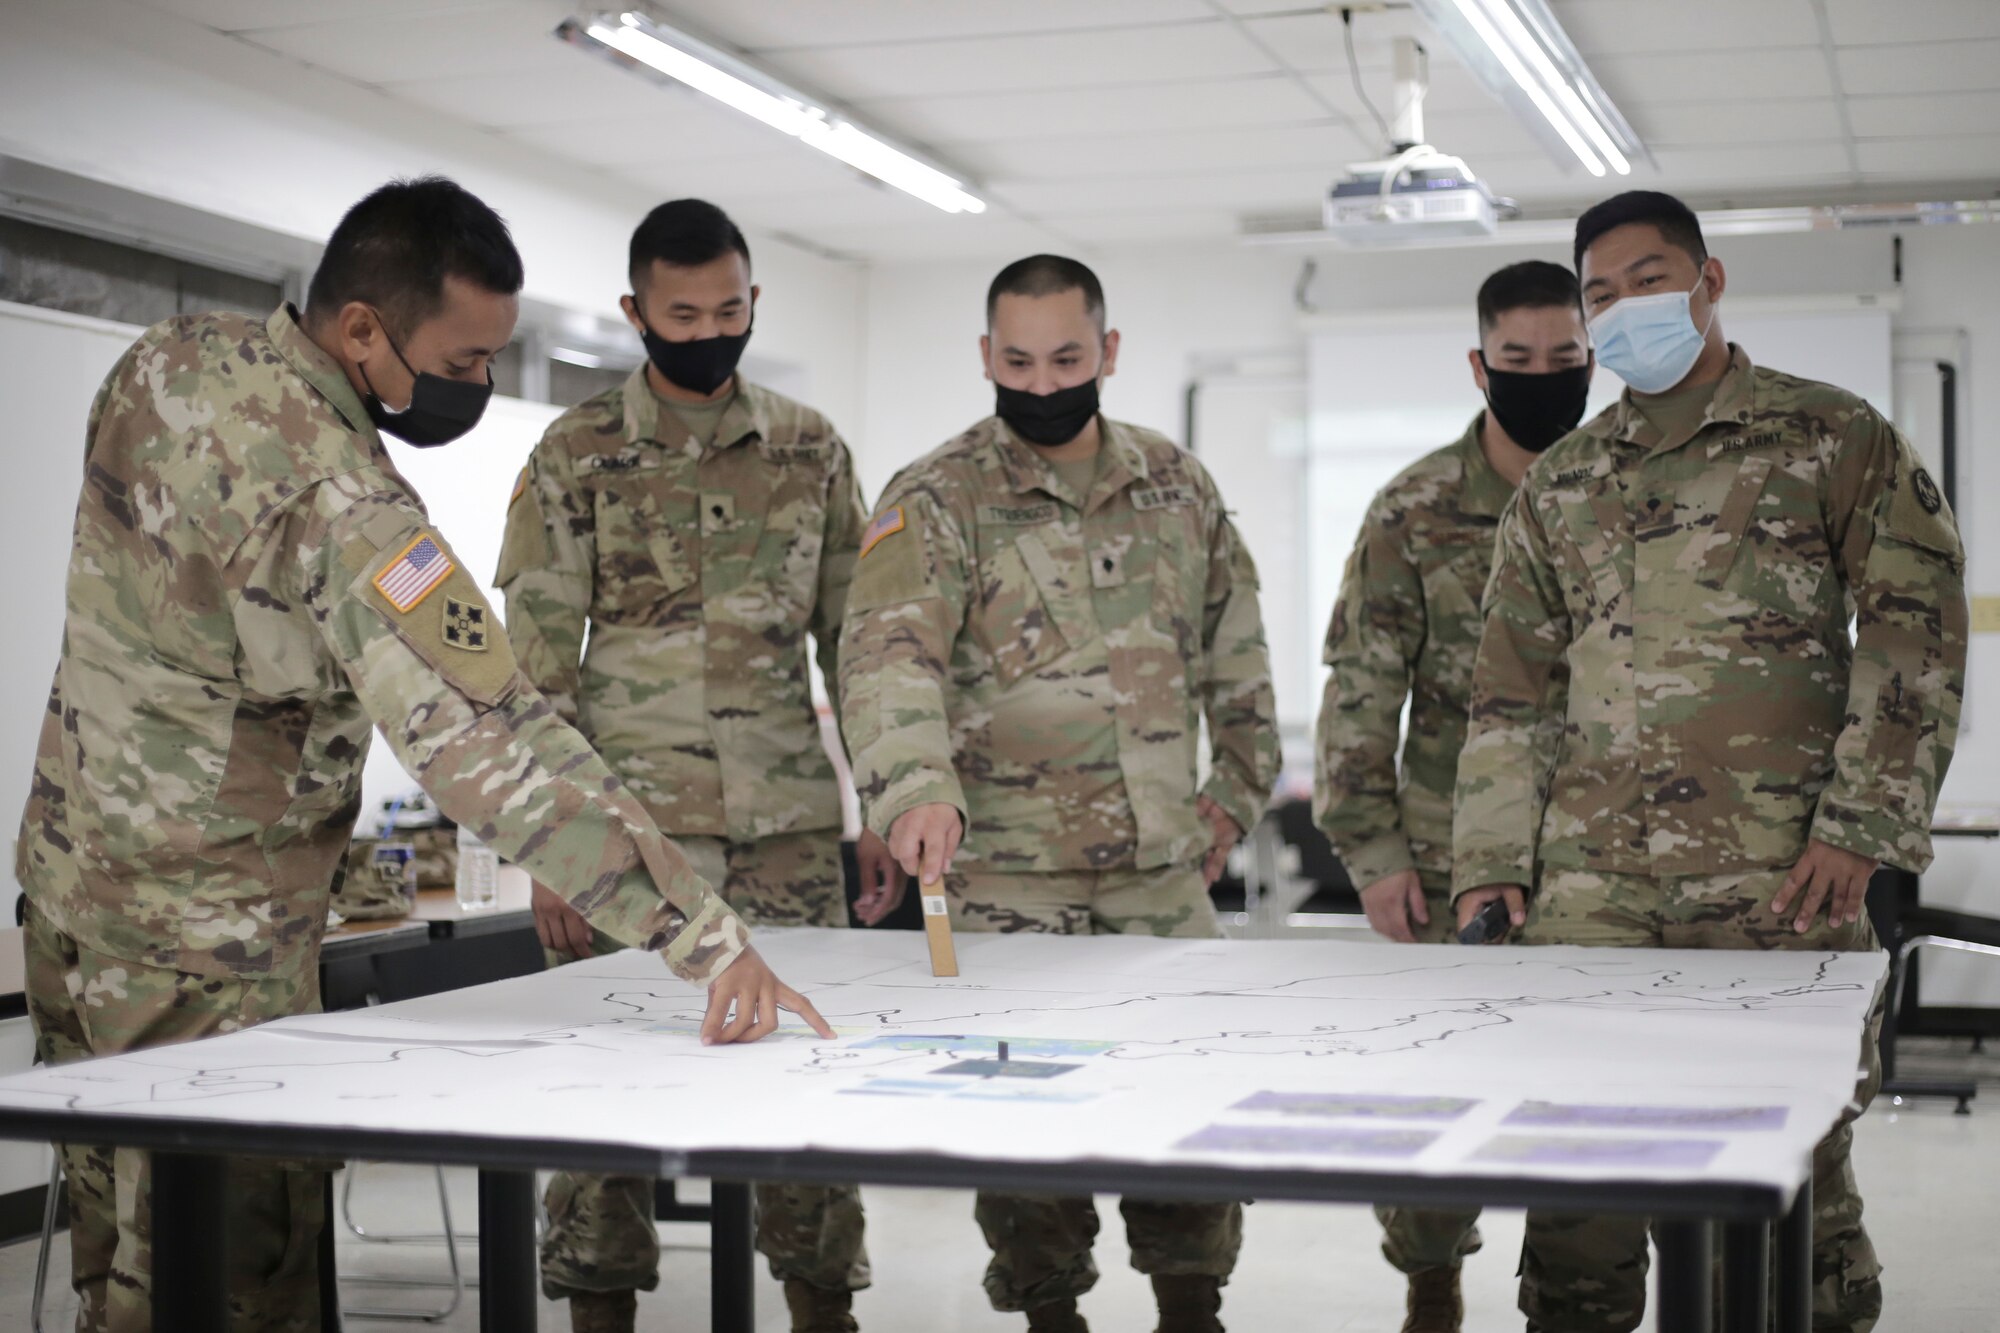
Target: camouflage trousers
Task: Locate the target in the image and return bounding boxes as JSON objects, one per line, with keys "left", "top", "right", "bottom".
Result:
{"left": 22, "top": 900, "right": 324, "bottom": 1332}
{"left": 1514, "top": 866, "right": 1883, "bottom": 1333}
{"left": 1374, "top": 876, "right": 1485, "bottom": 1275}
{"left": 946, "top": 861, "right": 1244, "bottom": 1312}
{"left": 539, "top": 829, "right": 870, "bottom": 1299}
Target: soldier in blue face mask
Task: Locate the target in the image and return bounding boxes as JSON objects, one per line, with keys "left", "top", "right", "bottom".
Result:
{"left": 1455, "top": 189, "right": 1967, "bottom": 1333}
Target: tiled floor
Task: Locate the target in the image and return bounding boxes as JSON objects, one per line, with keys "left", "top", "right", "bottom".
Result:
{"left": 2, "top": 1038, "right": 1993, "bottom": 1331}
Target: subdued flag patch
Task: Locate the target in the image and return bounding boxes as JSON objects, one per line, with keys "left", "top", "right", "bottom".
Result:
{"left": 372, "top": 534, "right": 454, "bottom": 613}
{"left": 861, "top": 505, "right": 906, "bottom": 558}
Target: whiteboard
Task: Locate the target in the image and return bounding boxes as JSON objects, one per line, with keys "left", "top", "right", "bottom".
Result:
{"left": 0, "top": 301, "right": 144, "bottom": 917}
{"left": 0, "top": 297, "right": 563, "bottom": 903}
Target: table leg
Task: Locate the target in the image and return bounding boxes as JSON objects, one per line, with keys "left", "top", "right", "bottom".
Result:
{"left": 1777, "top": 1178, "right": 1813, "bottom": 1333}
{"left": 1655, "top": 1218, "right": 1714, "bottom": 1333}
{"left": 711, "top": 1180, "right": 755, "bottom": 1333}
{"left": 320, "top": 1172, "right": 343, "bottom": 1333}
{"left": 476, "top": 1169, "right": 537, "bottom": 1333}
{"left": 152, "top": 1151, "right": 228, "bottom": 1333}
{"left": 1720, "top": 1219, "right": 1769, "bottom": 1333}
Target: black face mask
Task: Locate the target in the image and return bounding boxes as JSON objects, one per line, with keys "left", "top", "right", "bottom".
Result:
{"left": 1480, "top": 355, "right": 1591, "bottom": 454}
{"left": 639, "top": 314, "right": 752, "bottom": 397}
{"left": 996, "top": 379, "right": 1100, "bottom": 448}
{"left": 359, "top": 327, "right": 492, "bottom": 447}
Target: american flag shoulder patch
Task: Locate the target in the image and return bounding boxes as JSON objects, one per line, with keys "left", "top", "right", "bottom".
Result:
{"left": 372, "top": 533, "right": 455, "bottom": 613}
{"left": 509, "top": 467, "right": 528, "bottom": 505}
{"left": 860, "top": 505, "right": 905, "bottom": 558}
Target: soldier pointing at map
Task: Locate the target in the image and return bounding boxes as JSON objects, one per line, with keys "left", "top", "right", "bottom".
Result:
{"left": 14, "top": 177, "right": 828, "bottom": 1332}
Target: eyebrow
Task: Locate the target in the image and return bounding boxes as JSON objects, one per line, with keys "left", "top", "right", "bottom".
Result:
{"left": 1002, "top": 341, "right": 1085, "bottom": 357}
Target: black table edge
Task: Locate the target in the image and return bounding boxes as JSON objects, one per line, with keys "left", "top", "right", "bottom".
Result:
{"left": 0, "top": 1108, "right": 1790, "bottom": 1221}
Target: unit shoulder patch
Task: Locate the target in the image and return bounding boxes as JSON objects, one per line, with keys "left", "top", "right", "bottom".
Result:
{"left": 1912, "top": 467, "right": 1943, "bottom": 515}
{"left": 442, "top": 597, "right": 490, "bottom": 652}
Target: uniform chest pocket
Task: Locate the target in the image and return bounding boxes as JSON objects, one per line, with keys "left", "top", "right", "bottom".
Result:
{"left": 1143, "top": 512, "right": 1208, "bottom": 662}
{"left": 1418, "top": 537, "right": 1494, "bottom": 682}
{"left": 975, "top": 528, "right": 1084, "bottom": 685}
{"left": 589, "top": 472, "right": 695, "bottom": 624}
{"left": 757, "top": 479, "right": 828, "bottom": 615}
{"left": 1700, "top": 455, "right": 1833, "bottom": 624}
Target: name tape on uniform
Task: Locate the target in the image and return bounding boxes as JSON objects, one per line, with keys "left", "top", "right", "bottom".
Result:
{"left": 861, "top": 505, "right": 906, "bottom": 558}
{"left": 1131, "top": 485, "right": 1192, "bottom": 511}
{"left": 373, "top": 534, "right": 454, "bottom": 613}
{"left": 979, "top": 502, "right": 1058, "bottom": 526}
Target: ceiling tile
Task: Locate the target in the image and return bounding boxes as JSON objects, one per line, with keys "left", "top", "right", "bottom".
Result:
{"left": 1589, "top": 47, "right": 1833, "bottom": 103}
{"left": 721, "top": 181, "right": 982, "bottom": 231}
{"left": 237, "top": 1, "right": 567, "bottom": 86}
{"left": 1239, "top": 8, "right": 1436, "bottom": 73}
{"left": 1547, "top": 0, "right": 1819, "bottom": 57}
{"left": 856, "top": 76, "right": 1327, "bottom": 143}
{"left": 612, "top": 150, "right": 868, "bottom": 202}
{"left": 504, "top": 96, "right": 794, "bottom": 166}
{"left": 1302, "top": 61, "right": 1508, "bottom": 119}
{"left": 1419, "top": 109, "right": 1566, "bottom": 159}
{"left": 1055, "top": 209, "right": 1244, "bottom": 244}
{"left": 129, "top": 0, "right": 513, "bottom": 32}
{"left": 383, "top": 54, "right": 708, "bottom": 128}
{"left": 791, "top": 216, "right": 1068, "bottom": 262}
{"left": 656, "top": 0, "right": 1214, "bottom": 51}
{"left": 944, "top": 123, "right": 1374, "bottom": 182}
{"left": 1645, "top": 141, "right": 1856, "bottom": 189}
{"left": 1635, "top": 99, "right": 1848, "bottom": 146}
{"left": 762, "top": 20, "right": 1275, "bottom": 101}
{"left": 1853, "top": 134, "right": 2000, "bottom": 178}
{"left": 1824, "top": 0, "right": 2000, "bottom": 46}
{"left": 1836, "top": 39, "right": 2000, "bottom": 96}
{"left": 990, "top": 167, "right": 1333, "bottom": 217}
{"left": 1846, "top": 91, "right": 2000, "bottom": 139}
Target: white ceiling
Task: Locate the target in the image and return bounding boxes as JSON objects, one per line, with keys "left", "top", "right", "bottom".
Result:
{"left": 128, "top": 0, "right": 2000, "bottom": 261}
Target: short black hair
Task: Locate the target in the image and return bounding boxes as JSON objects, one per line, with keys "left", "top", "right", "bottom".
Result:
{"left": 629, "top": 199, "right": 750, "bottom": 288}
{"left": 986, "top": 254, "right": 1105, "bottom": 330}
{"left": 1477, "top": 260, "right": 1582, "bottom": 332}
{"left": 1573, "top": 189, "right": 1707, "bottom": 274}
{"left": 305, "top": 176, "right": 523, "bottom": 339}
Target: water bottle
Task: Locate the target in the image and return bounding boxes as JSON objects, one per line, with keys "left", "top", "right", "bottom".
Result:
{"left": 455, "top": 822, "right": 498, "bottom": 910}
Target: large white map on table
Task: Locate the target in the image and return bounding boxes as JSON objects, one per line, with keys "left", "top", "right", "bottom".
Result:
{"left": 0, "top": 930, "right": 1883, "bottom": 1197}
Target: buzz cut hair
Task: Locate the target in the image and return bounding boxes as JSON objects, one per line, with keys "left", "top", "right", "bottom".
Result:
{"left": 1573, "top": 190, "right": 1708, "bottom": 274}
{"left": 1477, "top": 260, "right": 1583, "bottom": 332}
{"left": 629, "top": 198, "right": 750, "bottom": 289}
{"left": 305, "top": 176, "right": 523, "bottom": 340}
{"left": 986, "top": 254, "right": 1106, "bottom": 331}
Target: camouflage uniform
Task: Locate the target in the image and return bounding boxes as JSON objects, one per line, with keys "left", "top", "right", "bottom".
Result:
{"left": 496, "top": 366, "right": 870, "bottom": 1301}
{"left": 15, "top": 305, "right": 748, "bottom": 1331}
{"left": 1453, "top": 347, "right": 1967, "bottom": 1333}
{"left": 1314, "top": 416, "right": 1501, "bottom": 1276}
{"left": 838, "top": 415, "right": 1278, "bottom": 1312}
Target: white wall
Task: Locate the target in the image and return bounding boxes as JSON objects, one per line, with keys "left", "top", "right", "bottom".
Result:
{"left": 860, "top": 224, "right": 2000, "bottom": 1004}
{"left": 0, "top": 302, "right": 145, "bottom": 920}
{"left": 0, "top": 0, "right": 869, "bottom": 438}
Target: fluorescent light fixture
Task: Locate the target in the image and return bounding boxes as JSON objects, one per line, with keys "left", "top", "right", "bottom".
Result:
{"left": 549, "top": 346, "right": 607, "bottom": 368}
{"left": 563, "top": 12, "right": 985, "bottom": 216}
{"left": 1411, "top": 0, "right": 1644, "bottom": 178}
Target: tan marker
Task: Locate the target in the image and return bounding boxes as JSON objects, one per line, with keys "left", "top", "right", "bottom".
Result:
{"left": 921, "top": 887, "right": 959, "bottom": 977}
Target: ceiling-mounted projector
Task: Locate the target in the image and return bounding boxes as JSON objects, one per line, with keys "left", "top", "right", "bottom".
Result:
{"left": 1323, "top": 146, "right": 1501, "bottom": 245}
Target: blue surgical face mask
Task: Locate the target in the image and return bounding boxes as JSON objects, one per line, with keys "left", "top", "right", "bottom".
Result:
{"left": 1587, "top": 273, "right": 1716, "bottom": 394}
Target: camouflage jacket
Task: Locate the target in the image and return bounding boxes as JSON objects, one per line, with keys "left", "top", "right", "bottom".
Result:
{"left": 838, "top": 415, "right": 1279, "bottom": 872}
{"left": 1453, "top": 346, "right": 1967, "bottom": 895}
{"left": 15, "top": 306, "right": 746, "bottom": 982}
{"left": 495, "top": 366, "right": 866, "bottom": 840}
{"left": 1315, "top": 416, "right": 1511, "bottom": 889}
